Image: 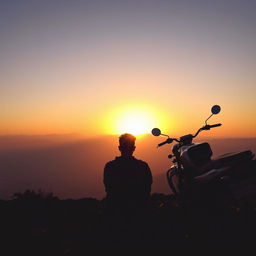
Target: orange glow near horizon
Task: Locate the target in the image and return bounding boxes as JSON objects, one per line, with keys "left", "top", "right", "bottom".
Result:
{"left": 1, "top": 101, "right": 255, "bottom": 139}
{"left": 1, "top": 100, "right": 255, "bottom": 138}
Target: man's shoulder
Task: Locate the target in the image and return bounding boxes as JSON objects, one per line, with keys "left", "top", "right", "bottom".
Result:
{"left": 133, "top": 158, "right": 151, "bottom": 169}
{"left": 104, "top": 159, "right": 116, "bottom": 167}
{"left": 104, "top": 157, "right": 149, "bottom": 166}
{"left": 104, "top": 157, "right": 122, "bottom": 168}
{"left": 133, "top": 157, "right": 148, "bottom": 164}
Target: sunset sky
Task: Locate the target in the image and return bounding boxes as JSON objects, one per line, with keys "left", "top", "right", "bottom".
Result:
{"left": 1, "top": 0, "right": 256, "bottom": 138}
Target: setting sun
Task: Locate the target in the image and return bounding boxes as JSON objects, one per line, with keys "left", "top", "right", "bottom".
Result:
{"left": 103, "top": 103, "right": 173, "bottom": 136}
{"left": 115, "top": 109, "right": 155, "bottom": 135}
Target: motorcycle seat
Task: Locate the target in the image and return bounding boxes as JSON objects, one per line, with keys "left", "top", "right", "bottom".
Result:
{"left": 214, "top": 150, "right": 254, "bottom": 165}
{"left": 190, "top": 150, "right": 254, "bottom": 177}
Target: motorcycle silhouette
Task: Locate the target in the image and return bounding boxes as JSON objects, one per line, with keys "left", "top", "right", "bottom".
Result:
{"left": 152, "top": 105, "right": 256, "bottom": 207}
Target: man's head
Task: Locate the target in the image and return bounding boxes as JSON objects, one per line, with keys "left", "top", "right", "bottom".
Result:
{"left": 118, "top": 133, "right": 136, "bottom": 156}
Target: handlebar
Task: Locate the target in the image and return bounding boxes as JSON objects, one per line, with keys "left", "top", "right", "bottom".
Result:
{"left": 208, "top": 123, "right": 222, "bottom": 129}
{"left": 157, "top": 138, "right": 180, "bottom": 147}
{"left": 156, "top": 123, "right": 222, "bottom": 147}
{"left": 193, "top": 123, "right": 222, "bottom": 138}
{"left": 158, "top": 138, "right": 173, "bottom": 147}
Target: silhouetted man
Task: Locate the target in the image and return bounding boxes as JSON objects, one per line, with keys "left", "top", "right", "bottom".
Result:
{"left": 103, "top": 133, "right": 153, "bottom": 210}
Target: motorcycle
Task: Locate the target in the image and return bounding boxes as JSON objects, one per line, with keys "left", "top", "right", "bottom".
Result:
{"left": 151, "top": 105, "right": 256, "bottom": 207}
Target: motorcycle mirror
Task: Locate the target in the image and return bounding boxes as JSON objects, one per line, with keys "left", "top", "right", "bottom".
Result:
{"left": 205, "top": 105, "right": 221, "bottom": 124}
{"left": 211, "top": 105, "right": 221, "bottom": 115}
{"left": 151, "top": 128, "right": 161, "bottom": 136}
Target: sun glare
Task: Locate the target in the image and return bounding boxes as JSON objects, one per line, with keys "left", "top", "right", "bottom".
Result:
{"left": 115, "top": 110, "right": 155, "bottom": 135}
{"left": 104, "top": 104, "right": 170, "bottom": 136}
{"left": 102, "top": 102, "right": 174, "bottom": 136}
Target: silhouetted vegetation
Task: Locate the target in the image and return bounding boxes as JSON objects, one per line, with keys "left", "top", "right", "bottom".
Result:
{"left": 13, "top": 189, "right": 58, "bottom": 201}
{"left": 1, "top": 189, "right": 256, "bottom": 255}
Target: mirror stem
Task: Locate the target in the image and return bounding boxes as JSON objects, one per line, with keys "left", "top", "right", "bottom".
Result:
{"left": 205, "top": 114, "right": 213, "bottom": 125}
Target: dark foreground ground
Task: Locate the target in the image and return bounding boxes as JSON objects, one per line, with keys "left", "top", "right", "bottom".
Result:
{"left": 1, "top": 187, "right": 256, "bottom": 256}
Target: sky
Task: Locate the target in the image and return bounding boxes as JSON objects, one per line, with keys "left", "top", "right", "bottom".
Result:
{"left": 1, "top": 0, "right": 256, "bottom": 137}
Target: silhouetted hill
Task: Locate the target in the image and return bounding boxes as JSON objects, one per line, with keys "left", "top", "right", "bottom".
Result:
{"left": 1, "top": 191, "right": 256, "bottom": 255}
